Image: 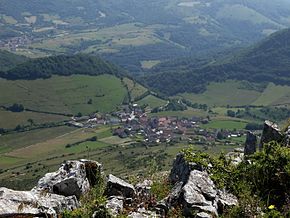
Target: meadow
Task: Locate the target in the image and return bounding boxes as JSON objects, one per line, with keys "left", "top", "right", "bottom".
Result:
{"left": 0, "top": 74, "right": 128, "bottom": 115}
{"left": 180, "top": 80, "right": 290, "bottom": 107}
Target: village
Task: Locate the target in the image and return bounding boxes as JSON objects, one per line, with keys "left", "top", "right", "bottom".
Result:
{"left": 0, "top": 35, "right": 32, "bottom": 52}
{"left": 68, "top": 104, "right": 246, "bottom": 147}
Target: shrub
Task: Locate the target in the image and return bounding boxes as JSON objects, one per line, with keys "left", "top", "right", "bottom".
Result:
{"left": 183, "top": 141, "right": 290, "bottom": 216}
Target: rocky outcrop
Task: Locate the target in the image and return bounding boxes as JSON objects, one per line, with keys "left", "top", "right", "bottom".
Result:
{"left": 0, "top": 159, "right": 102, "bottom": 217}
{"left": 0, "top": 187, "right": 79, "bottom": 217}
{"left": 106, "top": 174, "right": 136, "bottom": 198}
{"left": 244, "top": 131, "right": 257, "bottom": 155}
{"left": 226, "top": 148, "right": 244, "bottom": 165}
{"left": 169, "top": 153, "right": 203, "bottom": 184}
{"left": 33, "top": 159, "right": 102, "bottom": 199}
{"left": 260, "top": 120, "right": 284, "bottom": 149}
{"left": 165, "top": 154, "right": 238, "bottom": 218}
{"left": 128, "top": 207, "right": 159, "bottom": 218}
{"left": 182, "top": 170, "right": 218, "bottom": 217}
{"left": 106, "top": 196, "right": 124, "bottom": 216}
{"left": 286, "top": 126, "right": 290, "bottom": 146}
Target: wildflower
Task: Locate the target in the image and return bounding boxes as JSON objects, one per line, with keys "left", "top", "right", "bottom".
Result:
{"left": 268, "top": 205, "right": 275, "bottom": 210}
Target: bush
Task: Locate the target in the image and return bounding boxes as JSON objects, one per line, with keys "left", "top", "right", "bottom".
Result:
{"left": 7, "top": 103, "right": 24, "bottom": 112}
{"left": 183, "top": 141, "right": 290, "bottom": 216}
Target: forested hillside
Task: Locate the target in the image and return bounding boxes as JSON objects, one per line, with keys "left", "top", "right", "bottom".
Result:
{"left": 0, "top": 50, "right": 27, "bottom": 71}
{"left": 1, "top": 0, "right": 290, "bottom": 71}
{"left": 0, "top": 54, "right": 124, "bottom": 80}
{"left": 144, "top": 28, "right": 290, "bottom": 95}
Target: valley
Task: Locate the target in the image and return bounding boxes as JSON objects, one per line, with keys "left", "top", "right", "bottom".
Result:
{"left": 0, "top": 1, "right": 290, "bottom": 216}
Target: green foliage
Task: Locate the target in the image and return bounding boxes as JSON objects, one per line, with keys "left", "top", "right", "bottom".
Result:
{"left": 236, "top": 106, "right": 290, "bottom": 122}
{"left": 3, "top": 54, "right": 125, "bottom": 80}
{"left": 6, "top": 103, "right": 24, "bottom": 112}
{"left": 0, "top": 50, "right": 28, "bottom": 71}
{"left": 144, "top": 28, "right": 290, "bottom": 96}
{"left": 151, "top": 178, "right": 171, "bottom": 201}
{"left": 151, "top": 99, "right": 187, "bottom": 113}
{"left": 227, "top": 110, "right": 236, "bottom": 117}
{"left": 245, "top": 122, "right": 264, "bottom": 130}
{"left": 183, "top": 141, "right": 290, "bottom": 216}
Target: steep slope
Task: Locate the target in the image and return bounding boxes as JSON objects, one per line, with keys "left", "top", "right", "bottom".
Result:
{"left": 2, "top": 54, "right": 125, "bottom": 80}
{"left": 145, "top": 28, "right": 290, "bottom": 96}
{"left": 0, "top": 50, "right": 28, "bottom": 71}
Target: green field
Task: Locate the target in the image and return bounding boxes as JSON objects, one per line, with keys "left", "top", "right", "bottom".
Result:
{"left": 0, "top": 126, "right": 77, "bottom": 154}
{"left": 0, "top": 127, "right": 240, "bottom": 190}
{"left": 202, "top": 120, "right": 248, "bottom": 130}
{"left": 123, "top": 78, "right": 148, "bottom": 101}
{"left": 253, "top": 83, "right": 290, "bottom": 106}
{"left": 29, "top": 23, "right": 162, "bottom": 56}
{"left": 181, "top": 80, "right": 290, "bottom": 107}
{"left": 0, "top": 109, "right": 69, "bottom": 129}
{"left": 136, "top": 95, "right": 167, "bottom": 108}
{"left": 141, "top": 60, "right": 161, "bottom": 69}
{"left": 150, "top": 108, "right": 209, "bottom": 118}
{"left": 0, "top": 74, "right": 128, "bottom": 115}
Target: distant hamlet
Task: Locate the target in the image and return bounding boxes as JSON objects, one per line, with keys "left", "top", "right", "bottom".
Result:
{"left": 0, "top": 120, "right": 289, "bottom": 217}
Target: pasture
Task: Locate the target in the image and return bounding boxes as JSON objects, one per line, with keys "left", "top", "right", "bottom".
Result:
{"left": 0, "top": 74, "right": 128, "bottom": 115}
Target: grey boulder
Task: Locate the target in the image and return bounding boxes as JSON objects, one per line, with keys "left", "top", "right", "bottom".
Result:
{"left": 33, "top": 159, "right": 102, "bottom": 199}
{"left": 0, "top": 187, "right": 79, "bottom": 218}
{"left": 106, "top": 174, "right": 136, "bottom": 198}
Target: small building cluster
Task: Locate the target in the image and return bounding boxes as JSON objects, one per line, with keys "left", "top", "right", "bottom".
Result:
{"left": 67, "top": 104, "right": 245, "bottom": 147}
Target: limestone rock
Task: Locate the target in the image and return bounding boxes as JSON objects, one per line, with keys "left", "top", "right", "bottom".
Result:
{"left": 106, "top": 174, "right": 136, "bottom": 198}
{"left": 196, "top": 211, "right": 213, "bottom": 218}
{"left": 0, "top": 187, "right": 79, "bottom": 218}
{"left": 217, "top": 190, "right": 238, "bottom": 213}
{"left": 286, "top": 126, "right": 290, "bottom": 146}
{"left": 106, "top": 196, "right": 124, "bottom": 216}
{"left": 260, "top": 120, "right": 284, "bottom": 148}
{"left": 169, "top": 153, "right": 203, "bottom": 184}
{"left": 226, "top": 149, "right": 244, "bottom": 165}
{"left": 182, "top": 170, "right": 218, "bottom": 217}
{"left": 136, "top": 179, "right": 153, "bottom": 196}
{"left": 128, "top": 207, "right": 160, "bottom": 218}
{"left": 244, "top": 131, "right": 257, "bottom": 155}
{"left": 33, "top": 159, "right": 102, "bottom": 199}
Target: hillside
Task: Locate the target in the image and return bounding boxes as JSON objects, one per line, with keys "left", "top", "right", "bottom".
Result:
{"left": 0, "top": 50, "right": 27, "bottom": 71}
{"left": 145, "top": 28, "right": 290, "bottom": 96}
{"left": 1, "top": 54, "right": 124, "bottom": 80}
{"left": 1, "top": 0, "right": 290, "bottom": 71}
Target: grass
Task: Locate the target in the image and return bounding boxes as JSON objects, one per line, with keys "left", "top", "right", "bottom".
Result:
{"left": 0, "top": 109, "right": 69, "bottom": 129}
{"left": 99, "top": 136, "right": 132, "bottom": 145}
{"left": 141, "top": 60, "right": 161, "bottom": 69}
{"left": 1, "top": 14, "right": 17, "bottom": 24}
{"left": 202, "top": 120, "right": 248, "bottom": 130}
{"left": 122, "top": 78, "right": 148, "bottom": 101}
{"left": 150, "top": 108, "right": 208, "bottom": 118}
{"left": 253, "top": 83, "right": 290, "bottom": 106}
{"left": 0, "top": 126, "right": 241, "bottom": 190}
{"left": 137, "top": 95, "right": 167, "bottom": 108}
{"left": 0, "top": 74, "right": 128, "bottom": 115}
{"left": 29, "top": 23, "right": 162, "bottom": 55}
{"left": 181, "top": 80, "right": 261, "bottom": 107}
{"left": 0, "top": 126, "right": 75, "bottom": 153}
{"left": 216, "top": 4, "right": 280, "bottom": 26}
{"left": 181, "top": 80, "right": 290, "bottom": 107}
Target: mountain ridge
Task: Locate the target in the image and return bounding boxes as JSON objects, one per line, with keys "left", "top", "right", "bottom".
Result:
{"left": 144, "top": 28, "right": 290, "bottom": 96}
{"left": 0, "top": 53, "right": 126, "bottom": 80}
